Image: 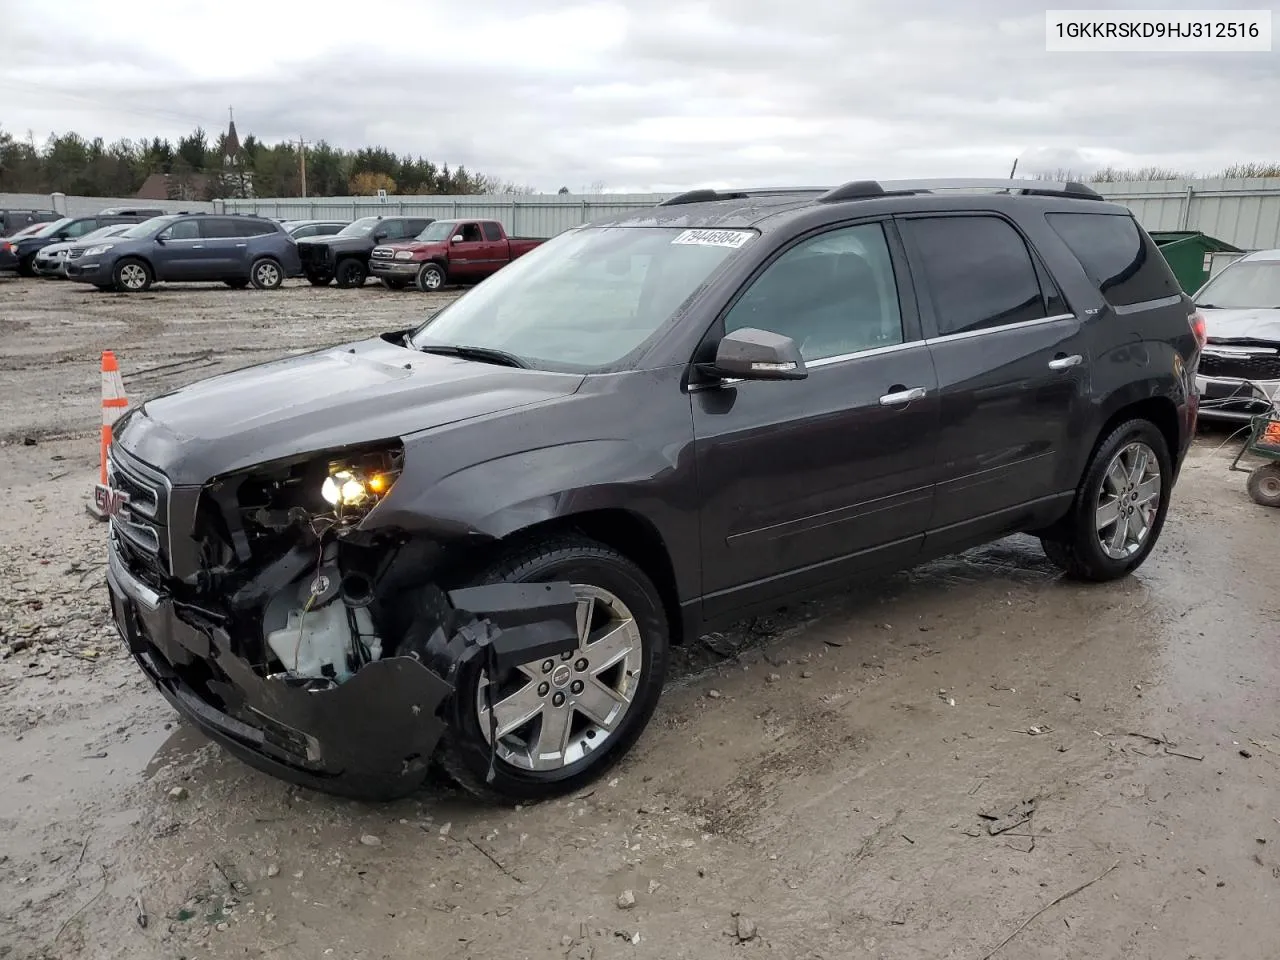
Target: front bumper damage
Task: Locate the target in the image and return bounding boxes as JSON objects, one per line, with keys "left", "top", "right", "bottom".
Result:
{"left": 107, "top": 541, "right": 581, "bottom": 800}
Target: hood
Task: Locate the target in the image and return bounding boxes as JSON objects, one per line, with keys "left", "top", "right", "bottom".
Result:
{"left": 37, "top": 240, "right": 74, "bottom": 256}
{"left": 297, "top": 234, "right": 361, "bottom": 248}
{"left": 115, "top": 335, "right": 585, "bottom": 484}
{"left": 1202, "top": 307, "right": 1280, "bottom": 344}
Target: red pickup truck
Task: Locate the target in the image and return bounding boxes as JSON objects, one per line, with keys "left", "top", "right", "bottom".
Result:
{"left": 367, "top": 218, "right": 544, "bottom": 292}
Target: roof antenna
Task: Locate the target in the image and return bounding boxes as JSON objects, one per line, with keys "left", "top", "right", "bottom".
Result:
{"left": 1009, "top": 157, "right": 1019, "bottom": 178}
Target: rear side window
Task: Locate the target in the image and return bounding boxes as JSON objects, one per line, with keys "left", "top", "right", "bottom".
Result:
{"left": 235, "top": 219, "right": 278, "bottom": 237}
{"left": 900, "top": 216, "right": 1049, "bottom": 336}
{"left": 482, "top": 221, "right": 503, "bottom": 241}
{"left": 64, "top": 219, "right": 99, "bottom": 238}
{"left": 199, "top": 218, "right": 240, "bottom": 239}
{"left": 1045, "top": 213, "right": 1181, "bottom": 307}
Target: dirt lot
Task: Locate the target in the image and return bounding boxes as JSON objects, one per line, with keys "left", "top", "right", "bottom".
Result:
{"left": 2, "top": 275, "right": 1280, "bottom": 960}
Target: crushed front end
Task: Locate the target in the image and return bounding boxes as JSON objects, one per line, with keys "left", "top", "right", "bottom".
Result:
{"left": 104, "top": 437, "right": 579, "bottom": 801}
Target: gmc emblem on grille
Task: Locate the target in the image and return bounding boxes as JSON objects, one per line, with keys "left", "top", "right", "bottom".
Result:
{"left": 94, "top": 484, "right": 130, "bottom": 518}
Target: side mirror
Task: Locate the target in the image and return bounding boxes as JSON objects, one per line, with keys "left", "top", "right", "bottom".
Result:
{"left": 451, "top": 234, "right": 465, "bottom": 244}
{"left": 696, "top": 327, "right": 807, "bottom": 382}
{"left": 155, "top": 233, "right": 169, "bottom": 243}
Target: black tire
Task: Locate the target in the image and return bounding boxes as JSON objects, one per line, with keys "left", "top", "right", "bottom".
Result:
{"left": 305, "top": 273, "right": 331, "bottom": 287}
{"left": 415, "top": 262, "right": 446, "bottom": 292}
{"left": 1247, "top": 463, "right": 1280, "bottom": 508}
{"left": 249, "top": 257, "right": 284, "bottom": 290}
{"left": 334, "top": 259, "right": 367, "bottom": 288}
{"left": 382, "top": 277, "right": 409, "bottom": 290}
{"left": 438, "top": 535, "right": 669, "bottom": 803}
{"left": 224, "top": 278, "right": 249, "bottom": 289}
{"left": 112, "top": 257, "right": 153, "bottom": 293}
{"left": 17, "top": 255, "right": 36, "bottom": 278}
{"left": 1039, "top": 418, "right": 1173, "bottom": 582}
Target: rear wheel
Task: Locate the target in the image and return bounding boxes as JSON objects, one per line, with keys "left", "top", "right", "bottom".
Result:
{"left": 1040, "top": 419, "right": 1172, "bottom": 581}
{"left": 416, "top": 262, "right": 445, "bottom": 292}
{"left": 17, "top": 255, "right": 36, "bottom": 278}
{"left": 1247, "top": 462, "right": 1280, "bottom": 507}
{"left": 438, "top": 536, "right": 669, "bottom": 803}
{"left": 250, "top": 257, "right": 283, "bottom": 290}
{"left": 112, "top": 258, "right": 153, "bottom": 293}
{"left": 305, "top": 272, "right": 331, "bottom": 287}
{"left": 334, "top": 259, "right": 367, "bottom": 288}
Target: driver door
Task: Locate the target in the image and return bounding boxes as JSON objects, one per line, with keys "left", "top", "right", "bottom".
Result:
{"left": 691, "top": 220, "right": 940, "bottom": 619}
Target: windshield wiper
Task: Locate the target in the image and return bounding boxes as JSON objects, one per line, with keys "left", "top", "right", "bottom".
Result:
{"left": 417, "top": 343, "right": 528, "bottom": 368}
{"left": 1195, "top": 303, "right": 1218, "bottom": 309}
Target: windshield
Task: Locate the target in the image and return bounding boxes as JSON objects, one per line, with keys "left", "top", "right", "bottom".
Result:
{"left": 338, "top": 217, "right": 380, "bottom": 237}
{"left": 1196, "top": 261, "right": 1280, "bottom": 309}
{"left": 118, "top": 216, "right": 178, "bottom": 239}
{"left": 408, "top": 225, "right": 756, "bottom": 371}
{"left": 415, "top": 221, "right": 456, "bottom": 242}
{"left": 33, "top": 218, "right": 72, "bottom": 238}
{"left": 7, "top": 222, "right": 54, "bottom": 239}
{"left": 75, "top": 224, "right": 127, "bottom": 244}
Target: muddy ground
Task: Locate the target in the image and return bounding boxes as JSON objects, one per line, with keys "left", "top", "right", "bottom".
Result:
{"left": 2, "top": 275, "right": 1279, "bottom": 960}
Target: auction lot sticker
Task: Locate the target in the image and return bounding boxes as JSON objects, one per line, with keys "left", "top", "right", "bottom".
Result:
{"left": 671, "top": 229, "right": 755, "bottom": 248}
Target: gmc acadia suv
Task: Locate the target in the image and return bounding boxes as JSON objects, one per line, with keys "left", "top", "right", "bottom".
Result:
{"left": 102, "top": 179, "right": 1202, "bottom": 803}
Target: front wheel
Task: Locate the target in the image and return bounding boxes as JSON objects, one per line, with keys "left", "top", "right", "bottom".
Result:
{"left": 1040, "top": 419, "right": 1172, "bottom": 581}
{"left": 1247, "top": 462, "right": 1280, "bottom": 507}
{"left": 334, "top": 259, "right": 367, "bottom": 288}
{"left": 17, "top": 255, "right": 36, "bottom": 278}
{"left": 250, "top": 257, "right": 283, "bottom": 290}
{"left": 439, "top": 536, "right": 669, "bottom": 803}
{"left": 416, "top": 262, "right": 445, "bottom": 292}
{"left": 112, "top": 258, "right": 153, "bottom": 293}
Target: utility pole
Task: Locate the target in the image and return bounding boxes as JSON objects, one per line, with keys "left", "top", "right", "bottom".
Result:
{"left": 297, "top": 138, "right": 309, "bottom": 197}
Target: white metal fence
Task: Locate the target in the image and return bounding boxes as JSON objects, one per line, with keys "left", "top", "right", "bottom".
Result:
{"left": 10, "top": 178, "right": 1280, "bottom": 249}
{"left": 0, "top": 192, "right": 214, "bottom": 218}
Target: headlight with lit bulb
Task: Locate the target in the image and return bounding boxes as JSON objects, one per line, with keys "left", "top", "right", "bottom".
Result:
{"left": 319, "top": 459, "right": 399, "bottom": 521}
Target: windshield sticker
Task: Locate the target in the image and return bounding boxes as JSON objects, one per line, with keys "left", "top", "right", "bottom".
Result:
{"left": 671, "top": 229, "right": 755, "bottom": 249}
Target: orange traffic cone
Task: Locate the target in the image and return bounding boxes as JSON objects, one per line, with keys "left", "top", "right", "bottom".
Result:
{"left": 88, "top": 350, "right": 130, "bottom": 521}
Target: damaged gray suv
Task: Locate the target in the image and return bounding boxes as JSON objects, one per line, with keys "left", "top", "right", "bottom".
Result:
{"left": 104, "top": 179, "right": 1202, "bottom": 802}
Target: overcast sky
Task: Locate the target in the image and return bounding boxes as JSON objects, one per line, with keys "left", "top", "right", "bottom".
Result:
{"left": 1, "top": 0, "right": 1277, "bottom": 192}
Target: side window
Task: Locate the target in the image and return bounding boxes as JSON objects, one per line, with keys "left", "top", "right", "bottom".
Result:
{"left": 380, "top": 221, "right": 406, "bottom": 240}
{"left": 65, "top": 219, "right": 97, "bottom": 238}
{"left": 199, "top": 218, "right": 239, "bottom": 239}
{"left": 459, "top": 222, "right": 483, "bottom": 243}
{"left": 481, "top": 221, "right": 503, "bottom": 242}
{"left": 1045, "top": 212, "right": 1181, "bottom": 307}
{"left": 723, "top": 222, "right": 904, "bottom": 362}
{"left": 292, "top": 225, "right": 316, "bottom": 239}
{"left": 238, "top": 219, "right": 277, "bottom": 237}
{"left": 167, "top": 219, "right": 200, "bottom": 240}
{"left": 901, "top": 216, "right": 1048, "bottom": 336}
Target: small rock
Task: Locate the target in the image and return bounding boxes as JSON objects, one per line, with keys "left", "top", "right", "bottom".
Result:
{"left": 167, "top": 787, "right": 188, "bottom": 802}
{"left": 264, "top": 913, "right": 275, "bottom": 923}
{"left": 1240, "top": 749, "right": 1253, "bottom": 759}
{"left": 10, "top": 638, "right": 31, "bottom": 653}
{"left": 735, "top": 915, "right": 758, "bottom": 941}
{"left": 707, "top": 689, "right": 722, "bottom": 699}
{"left": 439, "top": 822, "right": 451, "bottom": 836}
{"left": 766, "top": 673, "right": 781, "bottom": 684}
{"left": 648, "top": 879, "right": 661, "bottom": 894}
{"left": 216, "top": 922, "right": 229, "bottom": 932}
{"left": 801, "top": 670, "right": 814, "bottom": 679}
{"left": 359, "top": 834, "right": 381, "bottom": 847}
{"left": 266, "top": 864, "right": 280, "bottom": 878}
{"left": 617, "top": 889, "right": 637, "bottom": 910}
{"left": 698, "top": 867, "right": 706, "bottom": 877}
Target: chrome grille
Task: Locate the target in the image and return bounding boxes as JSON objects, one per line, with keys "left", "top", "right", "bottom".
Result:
{"left": 371, "top": 246, "right": 394, "bottom": 259}
{"left": 1200, "top": 347, "right": 1280, "bottom": 382}
{"left": 106, "top": 448, "right": 172, "bottom": 581}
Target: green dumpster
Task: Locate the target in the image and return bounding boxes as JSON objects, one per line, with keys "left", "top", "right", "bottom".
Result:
{"left": 1149, "top": 230, "right": 1244, "bottom": 295}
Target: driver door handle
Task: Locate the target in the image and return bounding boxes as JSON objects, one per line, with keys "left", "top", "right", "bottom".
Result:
{"left": 879, "top": 386, "right": 927, "bottom": 406}
{"left": 1048, "top": 354, "right": 1083, "bottom": 370}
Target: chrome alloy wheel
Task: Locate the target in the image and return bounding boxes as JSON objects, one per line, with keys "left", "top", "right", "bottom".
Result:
{"left": 1096, "top": 440, "right": 1161, "bottom": 560}
{"left": 476, "top": 584, "right": 643, "bottom": 772}
{"left": 119, "top": 263, "right": 148, "bottom": 289}
{"left": 255, "top": 261, "right": 280, "bottom": 287}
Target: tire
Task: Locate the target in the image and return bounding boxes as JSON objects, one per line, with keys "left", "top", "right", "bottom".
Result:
{"left": 224, "top": 279, "right": 249, "bottom": 289}
{"left": 17, "top": 255, "right": 36, "bottom": 278}
{"left": 1039, "top": 418, "right": 1172, "bottom": 582}
{"left": 249, "top": 257, "right": 283, "bottom": 290}
{"left": 334, "top": 259, "right": 366, "bottom": 288}
{"left": 382, "top": 277, "right": 409, "bottom": 290}
{"left": 305, "top": 273, "right": 331, "bottom": 287}
{"left": 1247, "top": 462, "right": 1280, "bottom": 508}
{"left": 438, "top": 535, "right": 670, "bottom": 803}
{"left": 112, "top": 258, "right": 153, "bottom": 293}
{"left": 415, "top": 262, "right": 445, "bottom": 292}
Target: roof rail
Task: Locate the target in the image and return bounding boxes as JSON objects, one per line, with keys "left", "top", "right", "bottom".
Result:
{"left": 818, "top": 178, "right": 1104, "bottom": 203}
{"left": 658, "top": 187, "right": 829, "bottom": 207}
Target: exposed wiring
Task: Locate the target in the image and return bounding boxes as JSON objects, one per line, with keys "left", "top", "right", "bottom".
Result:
{"left": 293, "top": 533, "right": 329, "bottom": 673}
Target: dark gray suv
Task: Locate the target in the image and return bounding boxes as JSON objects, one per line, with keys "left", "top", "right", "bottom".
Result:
{"left": 64, "top": 214, "right": 302, "bottom": 292}
{"left": 102, "top": 179, "right": 1203, "bottom": 803}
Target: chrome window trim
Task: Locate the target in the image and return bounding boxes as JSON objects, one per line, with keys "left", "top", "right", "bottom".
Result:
{"left": 687, "top": 339, "right": 925, "bottom": 391}
{"left": 924, "top": 313, "right": 1076, "bottom": 346}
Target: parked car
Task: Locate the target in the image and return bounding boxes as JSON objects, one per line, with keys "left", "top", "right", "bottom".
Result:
{"left": 102, "top": 178, "right": 1200, "bottom": 804}
{"left": 34, "top": 223, "right": 135, "bottom": 278}
{"left": 96, "top": 206, "right": 170, "bottom": 217}
{"left": 282, "top": 219, "right": 349, "bottom": 240}
{"left": 368, "top": 219, "right": 545, "bottom": 291}
{"left": 0, "top": 207, "right": 61, "bottom": 236}
{"left": 1191, "top": 248, "right": 1280, "bottom": 422}
{"left": 296, "top": 216, "right": 434, "bottom": 288}
{"left": 64, "top": 213, "right": 301, "bottom": 292}
{"left": 10, "top": 213, "right": 159, "bottom": 275}
{"left": 3, "top": 220, "right": 56, "bottom": 241}
{"left": 0, "top": 237, "right": 17, "bottom": 274}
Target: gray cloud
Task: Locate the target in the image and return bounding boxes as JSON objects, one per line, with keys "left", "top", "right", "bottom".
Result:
{"left": 2, "top": 0, "right": 1278, "bottom": 193}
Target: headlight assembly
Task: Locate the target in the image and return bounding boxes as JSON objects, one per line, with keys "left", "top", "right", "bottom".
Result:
{"left": 319, "top": 452, "right": 401, "bottom": 525}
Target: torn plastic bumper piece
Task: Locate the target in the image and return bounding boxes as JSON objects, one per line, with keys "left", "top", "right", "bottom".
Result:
{"left": 106, "top": 543, "right": 581, "bottom": 800}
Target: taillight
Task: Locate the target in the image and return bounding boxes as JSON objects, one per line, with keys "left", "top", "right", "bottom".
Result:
{"left": 1189, "top": 309, "right": 1206, "bottom": 350}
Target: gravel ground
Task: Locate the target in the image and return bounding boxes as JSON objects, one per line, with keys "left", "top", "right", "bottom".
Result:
{"left": 3, "top": 275, "right": 1280, "bottom": 960}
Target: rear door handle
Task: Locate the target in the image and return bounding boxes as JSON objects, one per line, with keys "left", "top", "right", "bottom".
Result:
{"left": 879, "top": 386, "right": 927, "bottom": 406}
{"left": 235, "top": 243, "right": 247, "bottom": 248}
{"left": 191, "top": 244, "right": 204, "bottom": 249}
{"left": 1048, "top": 354, "right": 1083, "bottom": 370}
